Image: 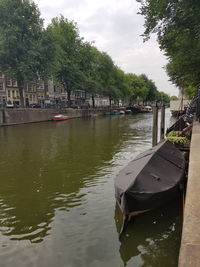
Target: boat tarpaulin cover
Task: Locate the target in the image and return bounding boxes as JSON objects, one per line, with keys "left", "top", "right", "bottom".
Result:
{"left": 166, "top": 116, "right": 188, "bottom": 134}
{"left": 115, "top": 140, "right": 185, "bottom": 215}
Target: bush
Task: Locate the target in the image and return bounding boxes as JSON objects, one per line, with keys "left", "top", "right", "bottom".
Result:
{"left": 166, "top": 130, "right": 190, "bottom": 145}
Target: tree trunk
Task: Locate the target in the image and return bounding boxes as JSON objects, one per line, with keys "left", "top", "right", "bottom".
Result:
{"left": 129, "top": 97, "right": 134, "bottom": 106}
{"left": 92, "top": 94, "right": 95, "bottom": 108}
{"left": 66, "top": 87, "right": 71, "bottom": 107}
{"left": 18, "top": 80, "right": 25, "bottom": 108}
{"left": 109, "top": 98, "right": 112, "bottom": 108}
{"left": 2, "top": 109, "right": 6, "bottom": 124}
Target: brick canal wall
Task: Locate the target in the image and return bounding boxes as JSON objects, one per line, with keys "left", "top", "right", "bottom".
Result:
{"left": 0, "top": 108, "right": 111, "bottom": 126}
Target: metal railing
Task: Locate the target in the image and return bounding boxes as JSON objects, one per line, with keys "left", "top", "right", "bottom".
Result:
{"left": 196, "top": 89, "right": 200, "bottom": 122}
{"left": 184, "top": 94, "right": 198, "bottom": 123}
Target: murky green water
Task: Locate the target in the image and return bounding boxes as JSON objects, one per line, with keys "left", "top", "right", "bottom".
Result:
{"left": 0, "top": 110, "right": 182, "bottom": 267}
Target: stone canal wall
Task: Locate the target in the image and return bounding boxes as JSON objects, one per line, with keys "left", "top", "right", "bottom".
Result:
{"left": 0, "top": 108, "right": 111, "bottom": 126}
{"left": 178, "top": 121, "right": 200, "bottom": 267}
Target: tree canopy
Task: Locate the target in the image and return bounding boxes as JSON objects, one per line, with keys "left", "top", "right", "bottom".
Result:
{"left": 140, "top": 74, "right": 158, "bottom": 102}
{"left": 0, "top": 0, "right": 47, "bottom": 106}
{"left": 137, "top": 0, "right": 200, "bottom": 94}
{"left": 47, "top": 16, "right": 84, "bottom": 105}
{"left": 0, "top": 0, "right": 171, "bottom": 107}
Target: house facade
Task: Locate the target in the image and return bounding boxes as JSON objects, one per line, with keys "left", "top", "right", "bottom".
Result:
{"left": 0, "top": 73, "right": 6, "bottom": 107}
{"left": 0, "top": 74, "right": 114, "bottom": 108}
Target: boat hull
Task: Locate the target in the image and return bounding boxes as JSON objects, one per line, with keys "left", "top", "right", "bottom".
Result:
{"left": 52, "top": 118, "right": 68, "bottom": 121}
{"left": 117, "top": 181, "right": 182, "bottom": 216}
{"left": 115, "top": 141, "right": 186, "bottom": 216}
{"left": 52, "top": 114, "right": 69, "bottom": 121}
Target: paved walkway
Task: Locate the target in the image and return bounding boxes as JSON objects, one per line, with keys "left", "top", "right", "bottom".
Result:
{"left": 179, "top": 122, "right": 200, "bottom": 267}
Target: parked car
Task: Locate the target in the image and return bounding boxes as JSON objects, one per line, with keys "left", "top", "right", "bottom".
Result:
{"left": 6, "top": 101, "right": 14, "bottom": 108}
{"left": 70, "top": 105, "right": 80, "bottom": 109}
{"left": 29, "top": 104, "right": 42, "bottom": 108}
{"left": 13, "top": 103, "right": 20, "bottom": 108}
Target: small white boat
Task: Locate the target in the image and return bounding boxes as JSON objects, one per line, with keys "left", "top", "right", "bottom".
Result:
{"left": 144, "top": 106, "right": 152, "bottom": 112}
{"left": 52, "top": 114, "right": 69, "bottom": 121}
{"left": 125, "top": 109, "right": 132, "bottom": 114}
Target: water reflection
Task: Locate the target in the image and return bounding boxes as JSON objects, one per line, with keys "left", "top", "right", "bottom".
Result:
{"left": 115, "top": 197, "right": 182, "bottom": 267}
{"left": 0, "top": 115, "right": 144, "bottom": 243}
{"left": 0, "top": 110, "right": 182, "bottom": 267}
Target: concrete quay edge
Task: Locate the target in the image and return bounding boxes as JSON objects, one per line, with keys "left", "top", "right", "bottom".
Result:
{"left": 179, "top": 122, "right": 200, "bottom": 266}
{"left": 0, "top": 108, "right": 108, "bottom": 126}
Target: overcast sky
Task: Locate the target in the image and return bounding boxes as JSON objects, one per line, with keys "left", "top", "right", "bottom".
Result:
{"left": 34, "top": 0, "right": 178, "bottom": 96}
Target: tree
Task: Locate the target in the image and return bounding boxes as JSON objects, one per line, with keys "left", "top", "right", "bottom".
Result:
{"left": 77, "top": 43, "right": 103, "bottom": 107}
{"left": 106, "top": 65, "right": 125, "bottom": 107}
{"left": 97, "top": 52, "right": 117, "bottom": 107}
{"left": 157, "top": 91, "right": 170, "bottom": 103}
{"left": 126, "top": 73, "right": 147, "bottom": 104}
{"left": 184, "top": 85, "right": 197, "bottom": 99}
{"left": 170, "top": 95, "right": 178, "bottom": 101}
{"left": 47, "top": 16, "right": 83, "bottom": 106}
{"left": 0, "top": 0, "right": 45, "bottom": 107}
{"left": 140, "top": 74, "right": 158, "bottom": 102}
{"left": 112, "top": 66, "right": 129, "bottom": 105}
{"left": 137, "top": 0, "right": 200, "bottom": 93}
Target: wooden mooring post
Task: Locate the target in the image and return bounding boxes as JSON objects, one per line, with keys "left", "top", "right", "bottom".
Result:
{"left": 152, "top": 105, "right": 166, "bottom": 147}
{"left": 152, "top": 106, "right": 158, "bottom": 147}
{"left": 160, "top": 106, "right": 165, "bottom": 141}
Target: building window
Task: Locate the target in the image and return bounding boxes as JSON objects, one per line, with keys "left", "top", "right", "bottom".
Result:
{"left": 0, "top": 82, "right": 4, "bottom": 90}
{"left": 38, "top": 82, "right": 44, "bottom": 90}
{"left": 8, "top": 90, "right": 11, "bottom": 97}
{"left": 12, "top": 80, "right": 17, "bottom": 87}
{"left": 6, "top": 79, "right": 12, "bottom": 87}
{"left": 76, "top": 91, "right": 81, "bottom": 97}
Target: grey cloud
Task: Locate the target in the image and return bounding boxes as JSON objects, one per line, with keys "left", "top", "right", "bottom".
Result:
{"left": 36, "top": 0, "right": 87, "bottom": 25}
{"left": 81, "top": 5, "right": 143, "bottom": 44}
{"left": 34, "top": 0, "right": 178, "bottom": 95}
{"left": 79, "top": 5, "right": 177, "bottom": 95}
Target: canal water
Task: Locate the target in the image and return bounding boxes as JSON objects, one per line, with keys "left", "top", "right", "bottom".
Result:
{"left": 0, "top": 109, "right": 182, "bottom": 267}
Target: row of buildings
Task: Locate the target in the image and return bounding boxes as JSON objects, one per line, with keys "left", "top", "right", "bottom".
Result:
{"left": 0, "top": 74, "right": 112, "bottom": 108}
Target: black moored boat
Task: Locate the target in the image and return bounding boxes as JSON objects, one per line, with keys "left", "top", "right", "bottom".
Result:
{"left": 115, "top": 140, "right": 185, "bottom": 233}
